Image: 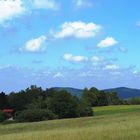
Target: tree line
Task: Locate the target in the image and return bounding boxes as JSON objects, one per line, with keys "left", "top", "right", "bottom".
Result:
{"left": 0, "top": 85, "right": 139, "bottom": 122}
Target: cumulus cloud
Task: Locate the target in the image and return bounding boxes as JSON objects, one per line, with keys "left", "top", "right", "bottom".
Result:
{"left": 0, "top": 0, "right": 25, "bottom": 23}
{"left": 54, "top": 21, "right": 101, "bottom": 39}
{"left": 0, "top": 0, "right": 59, "bottom": 24}
{"left": 91, "top": 56, "right": 104, "bottom": 62}
{"left": 1, "top": 65, "right": 140, "bottom": 92}
{"left": 73, "top": 0, "right": 92, "bottom": 8}
{"left": 133, "top": 70, "right": 137, "bottom": 74}
{"left": 133, "top": 70, "right": 140, "bottom": 77}
{"left": 63, "top": 53, "right": 88, "bottom": 62}
{"left": 91, "top": 56, "right": 104, "bottom": 66}
{"left": 24, "top": 35, "right": 47, "bottom": 52}
{"left": 97, "top": 37, "right": 118, "bottom": 48}
{"left": 104, "top": 64, "right": 119, "bottom": 70}
{"left": 32, "top": 0, "right": 59, "bottom": 10}
{"left": 63, "top": 54, "right": 119, "bottom": 69}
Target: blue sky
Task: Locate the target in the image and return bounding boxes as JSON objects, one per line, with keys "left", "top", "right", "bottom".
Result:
{"left": 0, "top": 0, "right": 140, "bottom": 92}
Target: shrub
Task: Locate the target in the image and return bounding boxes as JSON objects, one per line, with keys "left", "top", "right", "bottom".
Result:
{"left": 45, "top": 90, "right": 94, "bottom": 119}
{"left": 128, "top": 97, "right": 140, "bottom": 105}
{"left": 47, "top": 90, "right": 94, "bottom": 119}
{"left": 0, "top": 110, "right": 7, "bottom": 122}
{"left": 78, "top": 99, "right": 94, "bottom": 117}
{"left": 15, "top": 109, "right": 58, "bottom": 122}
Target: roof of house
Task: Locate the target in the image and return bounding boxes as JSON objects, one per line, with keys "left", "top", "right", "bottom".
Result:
{"left": 3, "top": 109, "right": 14, "bottom": 113}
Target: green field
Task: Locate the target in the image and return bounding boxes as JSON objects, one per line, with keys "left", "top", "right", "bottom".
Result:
{"left": 94, "top": 105, "right": 140, "bottom": 116}
{"left": 0, "top": 105, "right": 140, "bottom": 140}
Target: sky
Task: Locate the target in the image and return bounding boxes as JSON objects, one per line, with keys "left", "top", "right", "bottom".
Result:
{"left": 0, "top": 0, "right": 140, "bottom": 92}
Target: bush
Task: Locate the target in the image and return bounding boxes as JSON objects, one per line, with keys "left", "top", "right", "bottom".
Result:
{"left": 0, "top": 110, "right": 7, "bottom": 122}
{"left": 128, "top": 97, "right": 140, "bottom": 105}
{"left": 78, "top": 99, "right": 94, "bottom": 117}
{"left": 15, "top": 109, "right": 58, "bottom": 122}
{"left": 47, "top": 90, "right": 94, "bottom": 119}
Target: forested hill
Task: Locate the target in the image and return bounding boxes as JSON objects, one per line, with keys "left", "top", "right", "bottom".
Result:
{"left": 104, "top": 87, "right": 140, "bottom": 99}
{"left": 53, "top": 87, "right": 83, "bottom": 97}
{"left": 54, "top": 87, "right": 140, "bottom": 99}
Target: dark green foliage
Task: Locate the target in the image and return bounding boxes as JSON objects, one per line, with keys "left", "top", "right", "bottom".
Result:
{"left": 8, "top": 91, "right": 29, "bottom": 111}
{"left": 15, "top": 109, "right": 58, "bottom": 122}
{"left": 26, "top": 96, "right": 49, "bottom": 110}
{"left": 54, "top": 87, "right": 83, "bottom": 97}
{"left": 0, "top": 85, "right": 131, "bottom": 123}
{"left": 82, "top": 87, "right": 123, "bottom": 107}
{"left": 78, "top": 99, "right": 93, "bottom": 117}
{"left": 8, "top": 86, "right": 46, "bottom": 111}
{"left": 82, "top": 88, "right": 98, "bottom": 107}
{"left": 128, "top": 97, "right": 140, "bottom": 105}
{"left": 107, "top": 91, "right": 123, "bottom": 105}
{"left": 97, "top": 91, "right": 108, "bottom": 106}
{"left": 0, "top": 110, "right": 7, "bottom": 122}
{"left": 0, "top": 92, "right": 8, "bottom": 109}
{"left": 47, "top": 90, "right": 91, "bottom": 118}
{"left": 5, "top": 86, "right": 93, "bottom": 122}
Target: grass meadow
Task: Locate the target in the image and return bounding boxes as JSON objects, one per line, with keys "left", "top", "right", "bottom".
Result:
{"left": 0, "top": 105, "right": 140, "bottom": 140}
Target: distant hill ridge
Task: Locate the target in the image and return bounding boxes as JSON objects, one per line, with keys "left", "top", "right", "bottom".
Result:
{"left": 104, "top": 87, "right": 140, "bottom": 99}
{"left": 53, "top": 87, "right": 140, "bottom": 99}
{"left": 53, "top": 87, "right": 83, "bottom": 97}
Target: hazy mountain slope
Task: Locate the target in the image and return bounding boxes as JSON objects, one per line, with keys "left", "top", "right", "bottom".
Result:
{"left": 53, "top": 87, "right": 140, "bottom": 99}
{"left": 104, "top": 87, "right": 140, "bottom": 99}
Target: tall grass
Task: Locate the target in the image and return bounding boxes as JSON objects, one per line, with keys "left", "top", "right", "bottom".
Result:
{"left": 0, "top": 105, "right": 140, "bottom": 140}
{"left": 94, "top": 105, "right": 140, "bottom": 116}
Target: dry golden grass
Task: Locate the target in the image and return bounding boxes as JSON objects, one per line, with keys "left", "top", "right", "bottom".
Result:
{"left": 0, "top": 105, "right": 140, "bottom": 140}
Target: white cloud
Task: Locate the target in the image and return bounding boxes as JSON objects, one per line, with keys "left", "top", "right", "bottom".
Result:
{"left": 91, "top": 56, "right": 103, "bottom": 62}
{"left": 97, "top": 37, "right": 118, "bottom": 48}
{"left": 53, "top": 72, "right": 64, "bottom": 78}
{"left": 32, "top": 0, "right": 59, "bottom": 10}
{"left": 24, "top": 35, "right": 47, "bottom": 52}
{"left": 0, "top": 0, "right": 59, "bottom": 24}
{"left": 132, "top": 70, "right": 140, "bottom": 77}
{"left": 91, "top": 56, "right": 104, "bottom": 66}
{"left": 63, "top": 53, "right": 88, "bottom": 62}
{"left": 104, "top": 64, "right": 119, "bottom": 70}
{"left": 133, "top": 70, "right": 139, "bottom": 74}
{"left": 0, "top": 0, "right": 25, "bottom": 23}
{"left": 74, "top": 0, "right": 92, "bottom": 8}
{"left": 54, "top": 21, "right": 101, "bottom": 39}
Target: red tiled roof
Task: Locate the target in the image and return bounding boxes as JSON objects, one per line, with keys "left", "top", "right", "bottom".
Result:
{"left": 3, "top": 109, "right": 14, "bottom": 113}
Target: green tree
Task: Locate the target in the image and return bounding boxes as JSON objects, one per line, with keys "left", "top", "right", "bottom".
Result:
{"left": 0, "top": 92, "right": 8, "bottom": 109}
{"left": 109, "top": 91, "right": 122, "bottom": 105}
{"left": 15, "top": 109, "right": 57, "bottom": 122}
{"left": 82, "top": 87, "right": 98, "bottom": 107}
{"left": 48, "top": 90, "right": 80, "bottom": 118}
{"left": 128, "top": 97, "right": 140, "bottom": 105}
{"left": 0, "top": 110, "right": 7, "bottom": 122}
{"left": 97, "top": 91, "right": 108, "bottom": 106}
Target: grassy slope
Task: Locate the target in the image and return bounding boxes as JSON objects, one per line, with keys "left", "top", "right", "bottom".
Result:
{"left": 0, "top": 105, "right": 140, "bottom": 140}
{"left": 94, "top": 105, "right": 140, "bottom": 116}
